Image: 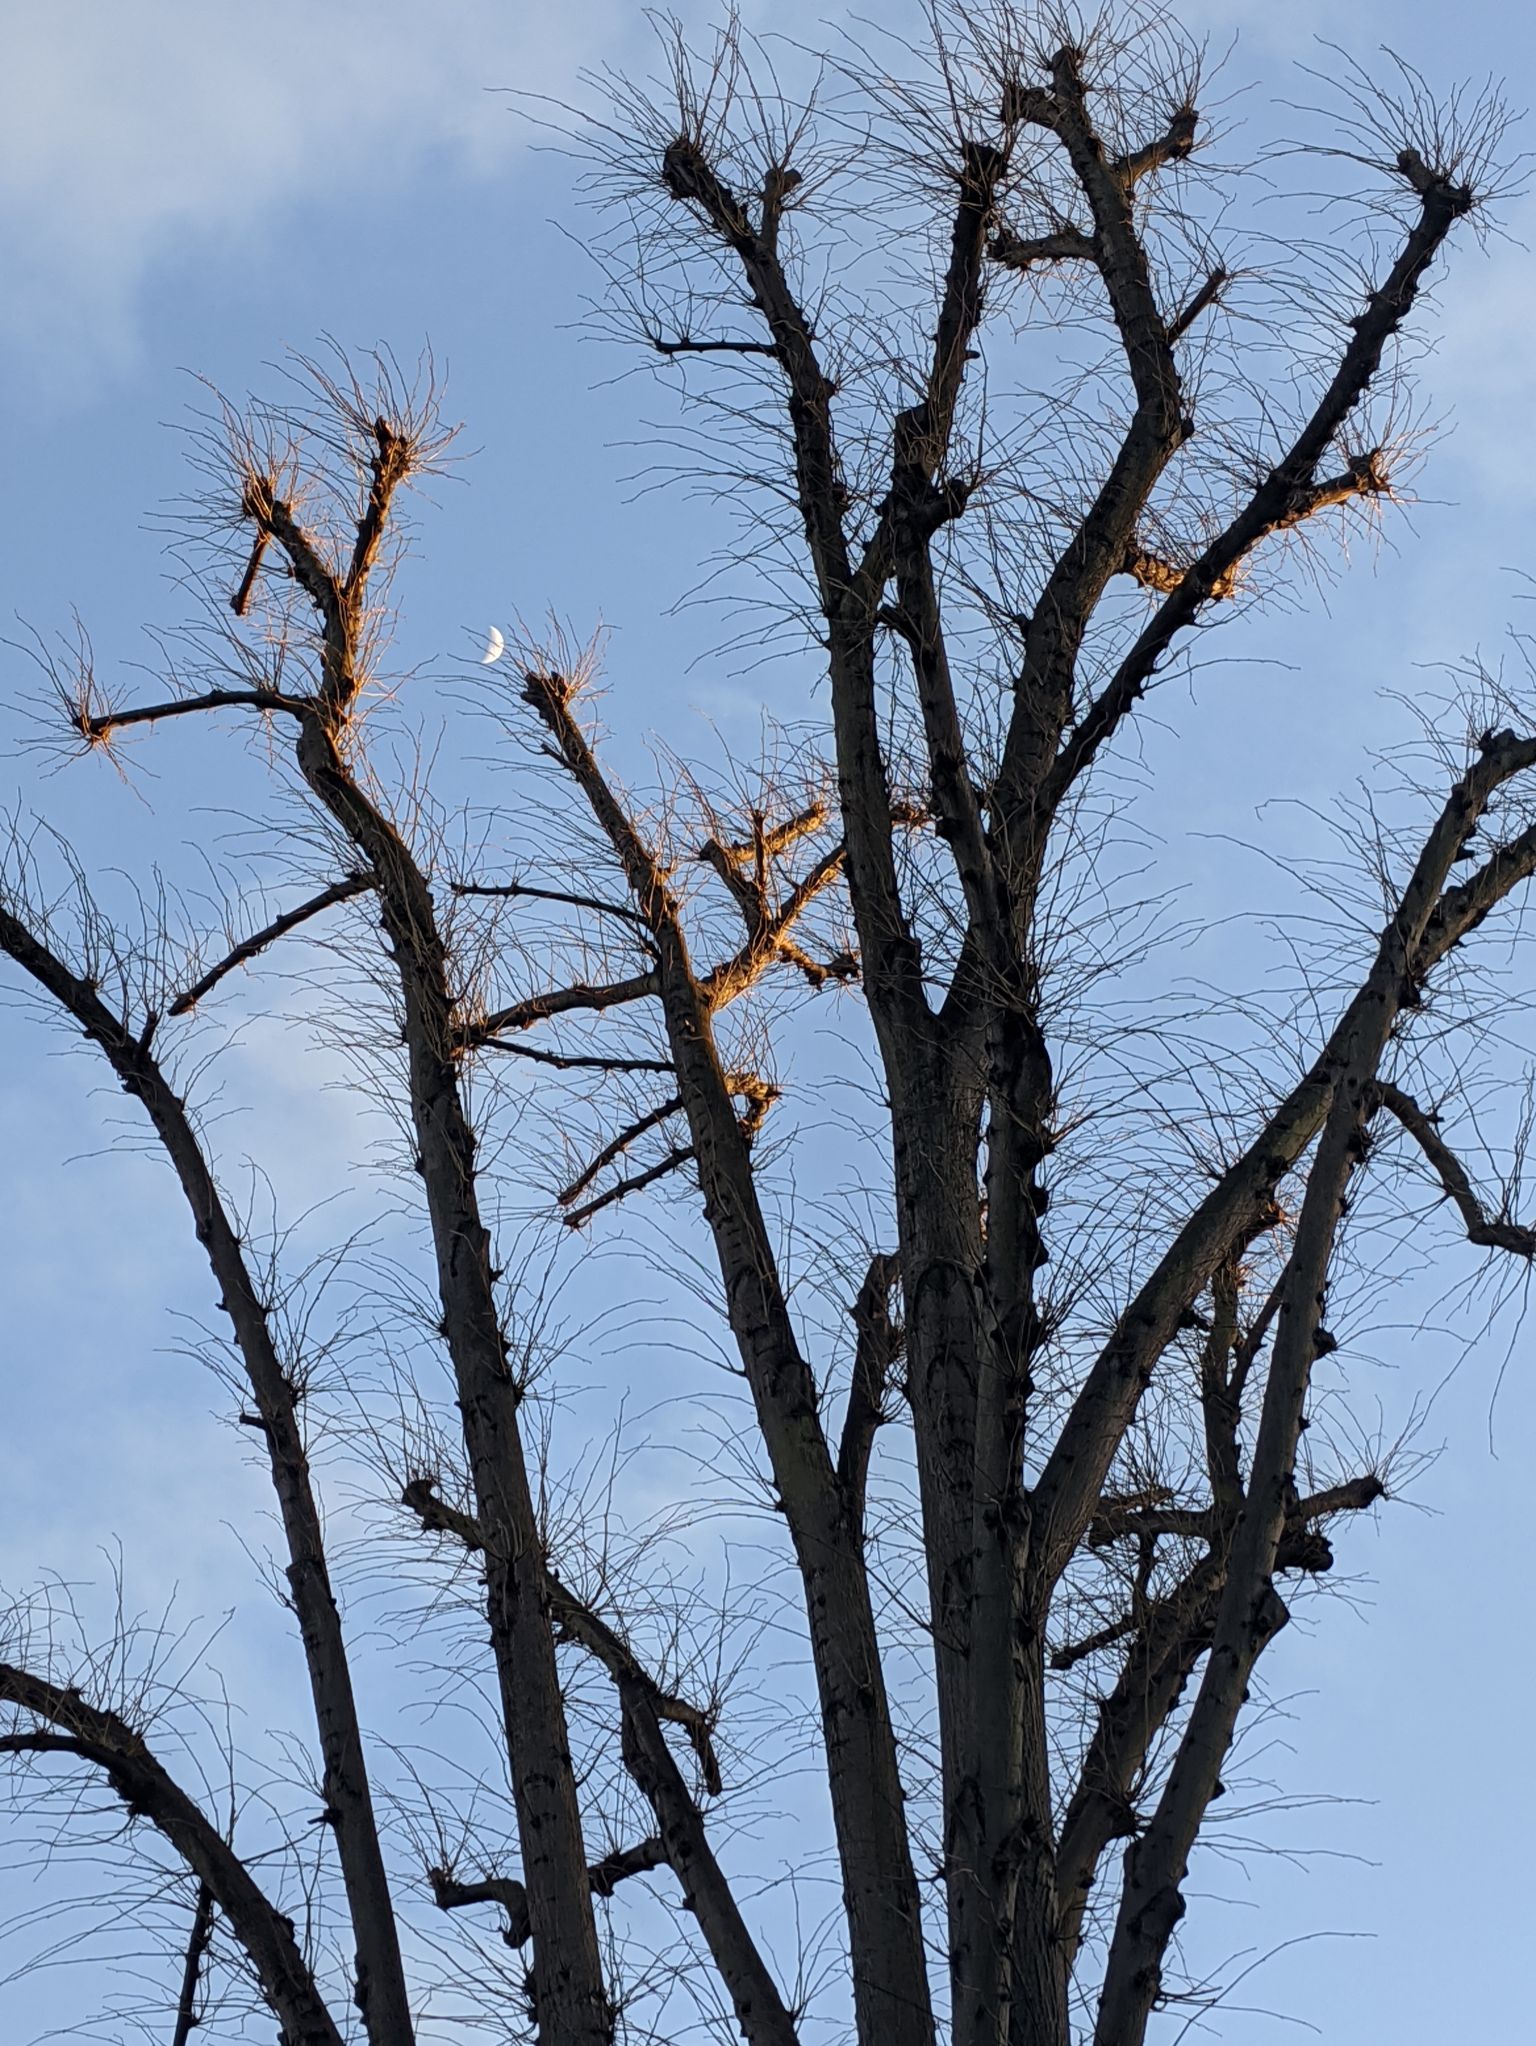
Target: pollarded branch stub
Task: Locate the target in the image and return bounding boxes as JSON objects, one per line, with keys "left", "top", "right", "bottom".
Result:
{"left": 400, "top": 1474, "right": 484, "bottom": 1552}
{"left": 430, "top": 1840, "right": 670, "bottom": 1950}
{"left": 1168, "top": 265, "right": 1228, "bottom": 343}
{"left": 1274, "top": 1527, "right": 1334, "bottom": 1574}
{"left": 1279, "top": 448, "right": 1394, "bottom": 530}
{"left": 1121, "top": 546, "right": 1237, "bottom": 602}
{"left": 1119, "top": 444, "right": 1390, "bottom": 608}
{"left": 521, "top": 667, "right": 575, "bottom": 718}
{"left": 988, "top": 223, "right": 1096, "bottom": 272}
{"left": 239, "top": 470, "right": 278, "bottom": 528}
{"left": 231, "top": 479, "right": 276, "bottom": 616}
{"left": 728, "top": 1069, "right": 780, "bottom": 1143}
{"left": 342, "top": 414, "right": 413, "bottom": 603}
{"left": 249, "top": 492, "right": 340, "bottom": 627}
{"left": 1395, "top": 146, "right": 1474, "bottom": 216}
{"left": 661, "top": 134, "right": 711, "bottom": 205}
{"left": 760, "top": 162, "right": 803, "bottom": 251}
{"left": 661, "top": 135, "right": 753, "bottom": 249}
{"left": 1112, "top": 105, "right": 1199, "bottom": 187}
{"left": 1000, "top": 76, "right": 1056, "bottom": 130}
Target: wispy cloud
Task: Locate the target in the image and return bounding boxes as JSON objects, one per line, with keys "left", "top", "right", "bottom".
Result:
{"left": 0, "top": 0, "right": 624, "bottom": 373}
{"left": 2, "top": 0, "right": 1470, "bottom": 385}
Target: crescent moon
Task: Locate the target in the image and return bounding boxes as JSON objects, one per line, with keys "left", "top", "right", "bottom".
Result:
{"left": 480, "top": 626, "right": 506, "bottom": 665}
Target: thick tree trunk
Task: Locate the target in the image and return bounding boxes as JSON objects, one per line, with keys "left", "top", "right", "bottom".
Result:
{"left": 293, "top": 720, "right": 613, "bottom": 2046}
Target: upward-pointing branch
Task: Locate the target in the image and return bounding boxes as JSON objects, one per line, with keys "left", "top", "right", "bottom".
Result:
{"left": 660, "top": 133, "right": 928, "bottom": 1045}
{"left": 523, "top": 662, "right": 934, "bottom": 2046}
{"left": 401, "top": 1476, "right": 800, "bottom": 2046}
{"left": 243, "top": 462, "right": 616, "bottom": 2045}
{"left": 1030, "top": 729, "right": 1536, "bottom": 1593}
{"left": 171, "top": 1883, "right": 216, "bottom": 2046}
{"left": 1043, "top": 166, "right": 1474, "bottom": 813}
{"left": 169, "top": 874, "right": 374, "bottom": 1017}
{"left": 1094, "top": 731, "right": 1536, "bottom": 2043}
{"left": 0, "top": 899, "right": 414, "bottom": 2046}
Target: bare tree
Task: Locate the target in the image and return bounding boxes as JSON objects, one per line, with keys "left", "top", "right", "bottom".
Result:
{"left": 1, "top": 6, "right": 1531, "bottom": 2045}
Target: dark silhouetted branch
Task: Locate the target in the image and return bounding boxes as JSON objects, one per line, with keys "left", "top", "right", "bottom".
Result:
{"left": 0, "top": 1666, "right": 343, "bottom": 2046}
{"left": 171, "top": 1884, "right": 215, "bottom": 2046}
{"left": 836, "top": 1253, "right": 904, "bottom": 1539}
{"left": 431, "top": 1840, "right": 668, "bottom": 1948}
{"left": 452, "top": 877, "right": 650, "bottom": 929}
{"left": 78, "top": 688, "right": 308, "bottom": 745}
{"left": 469, "top": 971, "right": 660, "bottom": 1046}
{"left": 1374, "top": 1080, "right": 1536, "bottom": 1255}
{"left": 558, "top": 1097, "right": 685, "bottom": 1208}
{"left": 650, "top": 334, "right": 781, "bottom": 357}
{"left": 0, "top": 899, "right": 414, "bottom": 2046}
{"left": 169, "top": 874, "right": 373, "bottom": 1016}
{"left": 561, "top": 1145, "right": 696, "bottom": 1228}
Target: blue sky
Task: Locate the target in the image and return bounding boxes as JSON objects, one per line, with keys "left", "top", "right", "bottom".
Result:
{"left": 2, "top": 2, "right": 1534, "bottom": 2040}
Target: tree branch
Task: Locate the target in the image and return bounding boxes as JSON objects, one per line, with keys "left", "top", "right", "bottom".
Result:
{"left": 1167, "top": 264, "right": 1228, "bottom": 343}
{"left": 452, "top": 877, "right": 650, "bottom": 930}
{"left": 941, "top": 73, "right": 1213, "bottom": 1050}
{"left": 1045, "top": 171, "right": 1473, "bottom": 811}
{"left": 249, "top": 483, "right": 343, "bottom": 631}
{"left": 702, "top": 842, "right": 849, "bottom": 1006}
{"left": 256, "top": 480, "right": 616, "bottom": 2045}
{"left": 345, "top": 416, "right": 412, "bottom": 600}
{"left": 1054, "top": 1466, "right": 1382, "bottom": 1977}
{"left": 477, "top": 1042, "right": 676, "bottom": 1076}
{"left": 1093, "top": 730, "right": 1512, "bottom": 2040}
{"left": 1031, "top": 729, "right": 1536, "bottom": 1595}
{"left": 836, "top": 1253, "right": 904, "bottom": 1540}
{"left": 661, "top": 133, "right": 931, "bottom": 1057}
{"left": 0, "top": 1667, "right": 343, "bottom": 2046}
{"left": 561, "top": 1145, "right": 696, "bottom": 1228}
{"left": 1122, "top": 452, "right": 1391, "bottom": 599}
{"left": 1419, "top": 817, "right": 1536, "bottom": 963}
{"left": 650, "top": 334, "right": 781, "bottom": 357}
{"left": 77, "top": 688, "right": 308, "bottom": 746}
{"left": 399, "top": 1477, "right": 722, "bottom": 1792}
{"left": 466, "top": 971, "right": 660, "bottom": 1047}
{"left": 989, "top": 224, "right": 1095, "bottom": 272}
{"left": 0, "top": 899, "right": 414, "bottom": 2046}
{"left": 171, "top": 1883, "right": 216, "bottom": 2046}
{"left": 1373, "top": 1081, "right": 1536, "bottom": 1255}
{"left": 1053, "top": 1554, "right": 1223, "bottom": 1968}
{"left": 230, "top": 530, "right": 271, "bottom": 617}
{"left": 525, "top": 661, "right": 932, "bottom": 2046}
{"left": 431, "top": 1840, "right": 669, "bottom": 1948}
{"left": 403, "top": 1466, "right": 800, "bottom": 2046}
{"left": 557, "top": 1098, "right": 685, "bottom": 1209}
{"left": 616, "top": 1680, "right": 802, "bottom": 2046}
{"left": 168, "top": 874, "right": 373, "bottom": 1017}
{"left": 1111, "top": 106, "right": 1199, "bottom": 185}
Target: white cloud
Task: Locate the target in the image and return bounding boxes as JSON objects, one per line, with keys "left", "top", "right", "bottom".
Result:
{"left": 0, "top": 0, "right": 624, "bottom": 370}
{"left": 7, "top": 0, "right": 1485, "bottom": 385}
